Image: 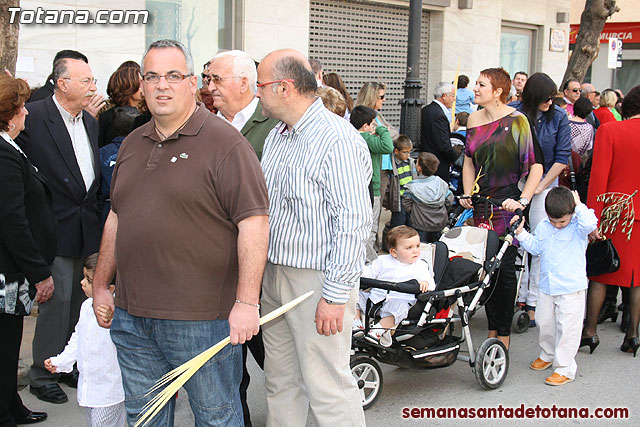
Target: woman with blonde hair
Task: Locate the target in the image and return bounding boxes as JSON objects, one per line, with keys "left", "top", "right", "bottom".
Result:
{"left": 356, "top": 81, "right": 397, "bottom": 261}
{"left": 594, "top": 89, "right": 622, "bottom": 125}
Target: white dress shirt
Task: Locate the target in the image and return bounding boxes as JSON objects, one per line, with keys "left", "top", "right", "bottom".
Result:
{"left": 217, "top": 97, "right": 259, "bottom": 132}
{"left": 50, "top": 298, "right": 124, "bottom": 407}
{"left": 52, "top": 95, "right": 95, "bottom": 190}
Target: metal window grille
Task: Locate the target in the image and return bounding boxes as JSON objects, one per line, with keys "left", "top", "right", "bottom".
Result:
{"left": 309, "top": 0, "right": 430, "bottom": 128}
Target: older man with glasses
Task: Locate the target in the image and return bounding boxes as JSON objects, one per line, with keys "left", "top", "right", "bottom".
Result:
{"left": 207, "top": 50, "right": 278, "bottom": 161}
{"left": 16, "top": 56, "right": 102, "bottom": 405}
{"left": 90, "top": 39, "right": 269, "bottom": 426}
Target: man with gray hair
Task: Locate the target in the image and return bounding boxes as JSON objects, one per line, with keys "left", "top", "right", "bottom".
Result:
{"left": 91, "top": 39, "right": 270, "bottom": 425}
{"left": 18, "top": 56, "right": 101, "bottom": 405}
{"left": 258, "top": 48, "right": 369, "bottom": 426}
{"left": 419, "top": 81, "right": 459, "bottom": 182}
{"left": 581, "top": 82, "right": 597, "bottom": 105}
{"left": 580, "top": 82, "right": 601, "bottom": 129}
{"left": 208, "top": 50, "right": 278, "bottom": 160}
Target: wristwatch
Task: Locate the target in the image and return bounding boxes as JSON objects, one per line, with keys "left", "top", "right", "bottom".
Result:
{"left": 324, "top": 298, "right": 345, "bottom": 306}
{"left": 518, "top": 197, "right": 530, "bottom": 208}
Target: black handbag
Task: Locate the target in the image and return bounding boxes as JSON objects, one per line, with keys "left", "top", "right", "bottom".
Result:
{"left": 586, "top": 238, "right": 620, "bottom": 277}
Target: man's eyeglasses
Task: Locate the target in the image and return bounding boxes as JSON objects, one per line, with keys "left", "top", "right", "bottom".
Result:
{"left": 257, "top": 79, "right": 295, "bottom": 88}
{"left": 203, "top": 74, "right": 241, "bottom": 86}
{"left": 62, "top": 77, "right": 97, "bottom": 85}
{"left": 141, "top": 73, "right": 192, "bottom": 84}
{"left": 571, "top": 88, "right": 582, "bottom": 93}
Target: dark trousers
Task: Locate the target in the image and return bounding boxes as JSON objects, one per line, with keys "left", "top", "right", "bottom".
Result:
{"left": 390, "top": 206, "right": 407, "bottom": 229}
{"left": 0, "top": 314, "right": 30, "bottom": 427}
{"left": 240, "top": 330, "right": 265, "bottom": 427}
{"left": 29, "top": 256, "right": 86, "bottom": 387}
{"left": 485, "top": 245, "right": 518, "bottom": 336}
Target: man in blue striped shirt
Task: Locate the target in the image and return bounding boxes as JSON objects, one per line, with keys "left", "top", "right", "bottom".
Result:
{"left": 258, "top": 49, "right": 370, "bottom": 427}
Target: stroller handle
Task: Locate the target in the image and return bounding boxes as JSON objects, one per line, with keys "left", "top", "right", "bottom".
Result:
{"left": 359, "top": 277, "right": 422, "bottom": 295}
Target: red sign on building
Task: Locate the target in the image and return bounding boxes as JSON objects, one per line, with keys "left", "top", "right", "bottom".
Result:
{"left": 570, "top": 22, "right": 640, "bottom": 44}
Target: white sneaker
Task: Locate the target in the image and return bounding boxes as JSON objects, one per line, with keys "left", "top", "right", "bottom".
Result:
{"left": 352, "top": 319, "right": 365, "bottom": 338}
{"left": 366, "top": 325, "right": 392, "bottom": 347}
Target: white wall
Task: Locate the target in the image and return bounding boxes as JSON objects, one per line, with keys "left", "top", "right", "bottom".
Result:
{"left": 240, "top": 0, "right": 310, "bottom": 62}
{"left": 16, "top": 0, "right": 146, "bottom": 96}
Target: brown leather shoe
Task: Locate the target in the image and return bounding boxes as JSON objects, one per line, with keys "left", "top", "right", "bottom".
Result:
{"left": 529, "top": 358, "right": 552, "bottom": 371}
{"left": 545, "top": 372, "right": 573, "bottom": 386}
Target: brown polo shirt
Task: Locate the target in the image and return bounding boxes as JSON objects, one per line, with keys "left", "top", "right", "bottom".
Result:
{"left": 110, "top": 103, "right": 269, "bottom": 320}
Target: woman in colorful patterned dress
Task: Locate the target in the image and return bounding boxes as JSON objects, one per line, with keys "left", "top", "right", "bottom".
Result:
{"left": 459, "top": 68, "right": 543, "bottom": 349}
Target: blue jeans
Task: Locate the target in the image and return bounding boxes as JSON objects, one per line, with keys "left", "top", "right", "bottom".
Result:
{"left": 110, "top": 308, "right": 243, "bottom": 427}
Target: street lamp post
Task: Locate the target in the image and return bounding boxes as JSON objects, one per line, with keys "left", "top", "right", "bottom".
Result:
{"left": 399, "top": 0, "right": 425, "bottom": 146}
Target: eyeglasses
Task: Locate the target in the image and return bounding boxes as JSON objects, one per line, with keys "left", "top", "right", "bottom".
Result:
{"left": 545, "top": 96, "right": 555, "bottom": 103}
{"left": 257, "top": 79, "right": 295, "bottom": 88}
{"left": 571, "top": 88, "right": 582, "bottom": 93}
{"left": 141, "top": 73, "right": 192, "bottom": 84}
{"left": 62, "top": 77, "right": 97, "bottom": 85}
{"left": 379, "top": 94, "right": 385, "bottom": 100}
{"left": 204, "top": 74, "right": 241, "bottom": 86}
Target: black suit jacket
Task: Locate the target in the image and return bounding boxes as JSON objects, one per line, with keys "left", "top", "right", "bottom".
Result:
{"left": 420, "top": 101, "right": 459, "bottom": 182}
{"left": 29, "top": 79, "right": 54, "bottom": 103}
{"left": 16, "top": 96, "right": 101, "bottom": 258}
{"left": 0, "top": 138, "right": 57, "bottom": 284}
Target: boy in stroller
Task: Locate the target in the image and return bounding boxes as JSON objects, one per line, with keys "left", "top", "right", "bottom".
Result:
{"left": 353, "top": 226, "right": 436, "bottom": 347}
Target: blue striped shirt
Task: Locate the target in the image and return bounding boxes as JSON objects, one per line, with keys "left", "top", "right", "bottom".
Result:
{"left": 261, "top": 98, "right": 372, "bottom": 303}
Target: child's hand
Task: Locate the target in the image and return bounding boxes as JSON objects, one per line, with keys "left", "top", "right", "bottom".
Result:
{"left": 510, "top": 215, "right": 525, "bottom": 235}
{"left": 44, "top": 358, "right": 57, "bottom": 374}
{"left": 96, "top": 304, "right": 114, "bottom": 323}
{"left": 419, "top": 280, "right": 430, "bottom": 293}
{"left": 572, "top": 190, "right": 581, "bottom": 206}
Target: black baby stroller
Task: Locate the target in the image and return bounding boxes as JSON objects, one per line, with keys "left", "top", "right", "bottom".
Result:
{"left": 350, "top": 199, "right": 525, "bottom": 409}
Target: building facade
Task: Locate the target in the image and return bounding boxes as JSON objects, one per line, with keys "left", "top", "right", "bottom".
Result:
{"left": 570, "top": 0, "right": 640, "bottom": 95}
{"left": 15, "top": 0, "right": 571, "bottom": 127}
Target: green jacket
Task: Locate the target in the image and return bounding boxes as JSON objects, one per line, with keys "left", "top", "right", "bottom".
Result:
{"left": 361, "top": 126, "right": 394, "bottom": 196}
{"left": 240, "top": 101, "right": 279, "bottom": 160}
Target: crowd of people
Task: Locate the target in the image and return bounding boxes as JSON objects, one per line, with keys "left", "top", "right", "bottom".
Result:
{"left": 0, "top": 39, "right": 639, "bottom": 427}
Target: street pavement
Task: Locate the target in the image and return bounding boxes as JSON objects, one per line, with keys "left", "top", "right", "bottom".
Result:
{"left": 18, "top": 306, "right": 638, "bottom": 426}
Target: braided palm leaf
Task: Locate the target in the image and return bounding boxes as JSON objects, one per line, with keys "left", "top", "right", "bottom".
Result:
{"left": 596, "top": 190, "right": 637, "bottom": 241}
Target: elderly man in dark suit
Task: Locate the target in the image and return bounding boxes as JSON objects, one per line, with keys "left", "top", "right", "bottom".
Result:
{"left": 29, "top": 50, "right": 105, "bottom": 118}
{"left": 419, "top": 82, "right": 459, "bottom": 182}
{"left": 207, "top": 49, "right": 277, "bottom": 427}
{"left": 17, "top": 57, "right": 101, "bottom": 405}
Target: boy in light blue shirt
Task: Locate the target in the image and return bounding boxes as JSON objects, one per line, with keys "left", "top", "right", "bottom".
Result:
{"left": 512, "top": 187, "right": 598, "bottom": 386}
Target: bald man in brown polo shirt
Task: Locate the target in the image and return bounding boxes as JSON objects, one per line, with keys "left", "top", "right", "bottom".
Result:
{"left": 90, "top": 39, "right": 269, "bottom": 426}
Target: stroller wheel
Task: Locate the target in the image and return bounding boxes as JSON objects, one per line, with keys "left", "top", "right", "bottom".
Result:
{"left": 350, "top": 354, "right": 383, "bottom": 409}
{"left": 511, "top": 310, "right": 530, "bottom": 334}
{"left": 475, "top": 338, "right": 509, "bottom": 389}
